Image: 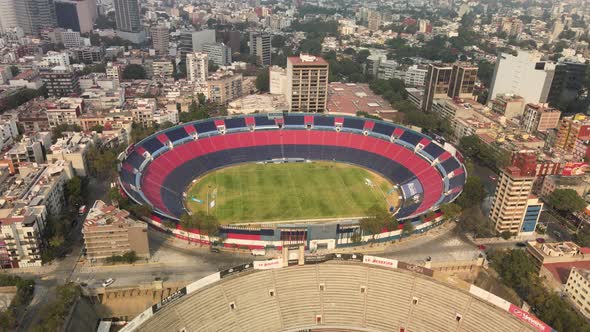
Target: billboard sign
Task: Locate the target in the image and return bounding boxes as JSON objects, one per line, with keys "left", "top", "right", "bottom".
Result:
{"left": 508, "top": 304, "right": 555, "bottom": 332}
{"left": 561, "top": 162, "right": 588, "bottom": 176}
{"left": 363, "top": 255, "right": 398, "bottom": 269}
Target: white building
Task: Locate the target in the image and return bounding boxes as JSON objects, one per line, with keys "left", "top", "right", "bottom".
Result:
{"left": 46, "top": 132, "right": 95, "bottom": 177}
{"left": 565, "top": 267, "right": 590, "bottom": 319}
{"left": 269, "top": 66, "right": 287, "bottom": 95}
{"left": 186, "top": 52, "right": 208, "bottom": 82}
{"left": 0, "top": 118, "right": 19, "bottom": 151}
{"left": 202, "top": 43, "right": 231, "bottom": 67}
{"left": 488, "top": 50, "right": 556, "bottom": 105}
{"left": 61, "top": 29, "right": 82, "bottom": 48}
{"left": 404, "top": 65, "right": 428, "bottom": 87}
{"left": 46, "top": 97, "right": 84, "bottom": 128}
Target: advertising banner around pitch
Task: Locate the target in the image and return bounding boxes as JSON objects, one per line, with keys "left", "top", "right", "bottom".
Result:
{"left": 220, "top": 262, "right": 254, "bottom": 278}
{"left": 254, "top": 258, "right": 284, "bottom": 270}
{"left": 508, "top": 304, "right": 555, "bottom": 332}
{"left": 363, "top": 255, "right": 398, "bottom": 269}
{"left": 151, "top": 287, "right": 187, "bottom": 314}
{"left": 397, "top": 261, "right": 434, "bottom": 277}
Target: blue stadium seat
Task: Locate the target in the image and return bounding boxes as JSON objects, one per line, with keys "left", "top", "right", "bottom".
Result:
{"left": 165, "top": 127, "right": 189, "bottom": 142}
{"left": 224, "top": 117, "right": 246, "bottom": 129}
{"left": 449, "top": 172, "right": 466, "bottom": 189}
{"left": 284, "top": 115, "right": 304, "bottom": 126}
{"left": 342, "top": 118, "right": 364, "bottom": 130}
{"left": 441, "top": 158, "right": 460, "bottom": 173}
{"left": 254, "top": 116, "right": 276, "bottom": 127}
{"left": 372, "top": 123, "right": 395, "bottom": 137}
{"left": 422, "top": 143, "right": 445, "bottom": 159}
{"left": 314, "top": 116, "right": 334, "bottom": 127}
{"left": 142, "top": 138, "right": 164, "bottom": 154}
{"left": 126, "top": 152, "right": 145, "bottom": 169}
{"left": 399, "top": 131, "right": 422, "bottom": 146}
{"left": 194, "top": 120, "right": 217, "bottom": 134}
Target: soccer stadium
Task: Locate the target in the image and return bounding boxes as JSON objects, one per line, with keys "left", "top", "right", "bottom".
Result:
{"left": 118, "top": 113, "right": 466, "bottom": 249}
{"left": 120, "top": 253, "right": 555, "bottom": 332}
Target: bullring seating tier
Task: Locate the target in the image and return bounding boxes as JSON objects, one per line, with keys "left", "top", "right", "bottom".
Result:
{"left": 119, "top": 114, "right": 465, "bottom": 220}
{"left": 134, "top": 262, "right": 538, "bottom": 332}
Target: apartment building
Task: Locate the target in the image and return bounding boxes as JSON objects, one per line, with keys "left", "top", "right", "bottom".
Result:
{"left": 564, "top": 267, "right": 590, "bottom": 319}
{"left": 448, "top": 63, "right": 478, "bottom": 99}
{"left": 151, "top": 60, "right": 174, "bottom": 78}
{"left": 490, "top": 94, "right": 526, "bottom": 119}
{"left": 186, "top": 52, "right": 208, "bottom": 82}
{"left": 489, "top": 165, "right": 538, "bottom": 234}
{"left": 151, "top": 24, "right": 169, "bottom": 56}
{"left": 207, "top": 71, "right": 243, "bottom": 105}
{"left": 40, "top": 67, "right": 81, "bottom": 98}
{"left": 0, "top": 206, "right": 47, "bottom": 268}
{"left": 554, "top": 114, "right": 590, "bottom": 154}
{"left": 521, "top": 103, "right": 561, "bottom": 133}
{"left": 286, "top": 54, "right": 329, "bottom": 112}
{"left": 83, "top": 200, "right": 149, "bottom": 262}
{"left": 46, "top": 97, "right": 84, "bottom": 128}
{"left": 46, "top": 132, "right": 95, "bottom": 177}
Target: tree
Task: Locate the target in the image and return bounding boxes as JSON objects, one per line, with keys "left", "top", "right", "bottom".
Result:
{"left": 455, "top": 176, "right": 486, "bottom": 209}
{"left": 500, "top": 230, "right": 512, "bottom": 240}
{"left": 65, "top": 176, "right": 84, "bottom": 207}
{"left": 9, "top": 66, "right": 19, "bottom": 77}
{"left": 440, "top": 203, "right": 462, "bottom": 220}
{"left": 90, "top": 124, "right": 104, "bottom": 133}
{"left": 402, "top": 222, "right": 415, "bottom": 237}
{"left": 271, "top": 35, "right": 286, "bottom": 48}
{"left": 546, "top": 189, "right": 586, "bottom": 213}
{"left": 122, "top": 64, "right": 147, "bottom": 80}
{"left": 208, "top": 60, "right": 219, "bottom": 73}
{"left": 355, "top": 49, "right": 371, "bottom": 64}
{"left": 359, "top": 205, "right": 389, "bottom": 238}
{"left": 255, "top": 69, "right": 270, "bottom": 92}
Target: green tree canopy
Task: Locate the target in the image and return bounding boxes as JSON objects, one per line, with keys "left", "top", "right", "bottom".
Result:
{"left": 456, "top": 176, "right": 486, "bottom": 209}
{"left": 440, "top": 203, "right": 462, "bottom": 220}
{"left": 256, "top": 69, "right": 270, "bottom": 92}
{"left": 122, "top": 64, "right": 147, "bottom": 79}
{"left": 546, "top": 189, "right": 586, "bottom": 213}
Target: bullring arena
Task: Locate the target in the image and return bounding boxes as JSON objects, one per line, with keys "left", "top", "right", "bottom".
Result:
{"left": 120, "top": 253, "right": 555, "bottom": 332}
{"left": 118, "top": 113, "right": 467, "bottom": 249}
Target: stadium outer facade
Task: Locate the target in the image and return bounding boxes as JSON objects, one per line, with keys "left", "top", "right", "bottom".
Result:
{"left": 120, "top": 254, "right": 555, "bottom": 332}
{"left": 118, "top": 113, "right": 467, "bottom": 250}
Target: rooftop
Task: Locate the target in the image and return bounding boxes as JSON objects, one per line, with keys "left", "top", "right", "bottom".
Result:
{"left": 327, "top": 82, "right": 394, "bottom": 115}
{"left": 288, "top": 54, "right": 328, "bottom": 66}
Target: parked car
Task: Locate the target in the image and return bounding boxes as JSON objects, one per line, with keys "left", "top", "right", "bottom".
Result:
{"left": 477, "top": 245, "right": 486, "bottom": 250}
{"left": 209, "top": 247, "right": 221, "bottom": 253}
{"left": 515, "top": 242, "right": 527, "bottom": 247}
{"left": 536, "top": 238, "right": 545, "bottom": 243}
{"left": 102, "top": 278, "right": 115, "bottom": 287}
{"left": 78, "top": 205, "right": 87, "bottom": 216}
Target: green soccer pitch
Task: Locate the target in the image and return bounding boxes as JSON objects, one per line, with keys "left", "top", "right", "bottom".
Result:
{"left": 184, "top": 161, "right": 400, "bottom": 224}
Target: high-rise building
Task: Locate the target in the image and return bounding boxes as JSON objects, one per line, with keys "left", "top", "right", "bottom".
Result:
{"left": 547, "top": 61, "right": 588, "bottom": 109}
{"left": 448, "top": 63, "right": 478, "bottom": 99}
{"left": 367, "top": 10, "right": 380, "bottom": 31}
{"left": 54, "top": 0, "right": 97, "bottom": 33}
{"left": 61, "top": 29, "right": 82, "bottom": 48}
{"left": 114, "top": 0, "right": 145, "bottom": 43}
{"left": 202, "top": 43, "right": 231, "bottom": 66}
{"left": 489, "top": 154, "right": 540, "bottom": 234}
{"left": 564, "top": 267, "right": 590, "bottom": 319}
{"left": 0, "top": 0, "right": 17, "bottom": 33}
{"left": 14, "top": 0, "right": 57, "bottom": 35}
{"left": 220, "top": 30, "right": 240, "bottom": 54}
{"left": 521, "top": 103, "right": 561, "bottom": 134}
{"left": 286, "top": 54, "right": 329, "bottom": 112}
{"left": 179, "top": 29, "right": 216, "bottom": 59}
{"left": 488, "top": 50, "right": 556, "bottom": 105}
{"left": 554, "top": 114, "right": 590, "bottom": 154}
{"left": 187, "top": 52, "right": 208, "bottom": 82}
{"left": 249, "top": 33, "right": 272, "bottom": 66}
{"left": 422, "top": 64, "right": 453, "bottom": 112}
{"left": 151, "top": 24, "right": 169, "bottom": 55}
